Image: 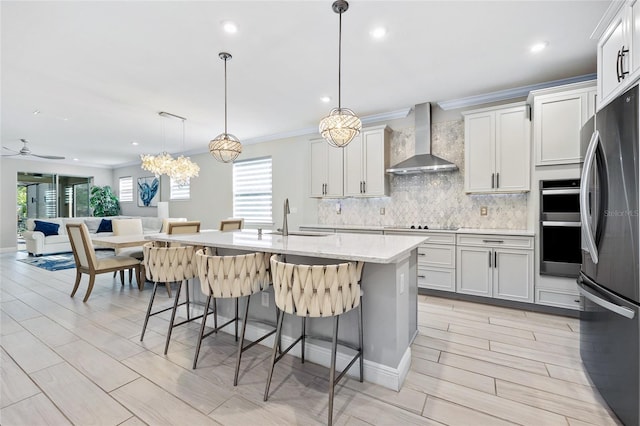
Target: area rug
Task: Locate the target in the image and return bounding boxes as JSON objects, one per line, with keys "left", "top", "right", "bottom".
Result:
{"left": 17, "top": 250, "right": 113, "bottom": 271}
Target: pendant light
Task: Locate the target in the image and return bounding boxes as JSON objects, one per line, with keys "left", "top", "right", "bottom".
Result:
{"left": 140, "top": 113, "right": 176, "bottom": 177}
{"left": 167, "top": 112, "right": 200, "bottom": 185}
{"left": 319, "top": 0, "right": 362, "bottom": 148}
{"left": 209, "top": 52, "right": 242, "bottom": 163}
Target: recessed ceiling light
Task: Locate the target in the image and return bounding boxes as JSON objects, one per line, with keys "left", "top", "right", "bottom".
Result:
{"left": 73, "top": 158, "right": 79, "bottom": 161}
{"left": 222, "top": 21, "right": 238, "bottom": 34}
{"left": 131, "top": 141, "right": 139, "bottom": 146}
{"left": 32, "top": 110, "right": 41, "bottom": 115}
{"left": 530, "top": 41, "right": 548, "bottom": 53}
{"left": 321, "top": 96, "right": 331, "bottom": 103}
{"left": 370, "top": 27, "right": 387, "bottom": 39}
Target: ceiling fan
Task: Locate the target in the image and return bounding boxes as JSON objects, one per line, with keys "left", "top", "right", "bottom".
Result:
{"left": 2, "top": 139, "right": 65, "bottom": 160}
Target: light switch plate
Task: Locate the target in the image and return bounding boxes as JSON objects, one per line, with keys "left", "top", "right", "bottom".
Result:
{"left": 380, "top": 208, "right": 385, "bottom": 215}
{"left": 480, "top": 206, "right": 488, "bottom": 216}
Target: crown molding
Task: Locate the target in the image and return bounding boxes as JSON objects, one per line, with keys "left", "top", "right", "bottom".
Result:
{"left": 437, "top": 73, "right": 597, "bottom": 111}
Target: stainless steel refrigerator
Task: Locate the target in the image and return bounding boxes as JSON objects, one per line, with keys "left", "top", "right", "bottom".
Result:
{"left": 579, "top": 84, "right": 639, "bottom": 426}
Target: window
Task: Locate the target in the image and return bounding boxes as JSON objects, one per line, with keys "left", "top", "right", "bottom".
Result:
{"left": 119, "top": 176, "right": 133, "bottom": 202}
{"left": 233, "top": 157, "right": 272, "bottom": 224}
{"left": 170, "top": 178, "right": 190, "bottom": 200}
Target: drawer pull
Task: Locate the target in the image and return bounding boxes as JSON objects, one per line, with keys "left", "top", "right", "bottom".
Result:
{"left": 574, "top": 299, "right": 581, "bottom": 303}
{"left": 418, "top": 275, "right": 426, "bottom": 278}
{"left": 482, "top": 239, "right": 504, "bottom": 243}
{"left": 418, "top": 253, "right": 426, "bottom": 256}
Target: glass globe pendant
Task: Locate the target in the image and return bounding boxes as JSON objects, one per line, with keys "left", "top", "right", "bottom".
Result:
{"left": 209, "top": 52, "right": 242, "bottom": 163}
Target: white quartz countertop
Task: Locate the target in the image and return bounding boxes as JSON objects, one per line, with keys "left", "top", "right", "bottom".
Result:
{"left": 456, "top": 228, "right": 535, "bottom": 236}
{"left": 147, "top": 229, "right": 428, "bottom": 264}
{"left": 300, "top": 224, "right": 534, "bottom": 236}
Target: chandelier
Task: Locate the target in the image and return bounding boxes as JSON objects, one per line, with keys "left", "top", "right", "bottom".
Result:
{"left": 140, "top": 112, "right": 200, "bottom": 184}
{"left": 209, "top": 52, "right": 243, "bottom": 163}
{"left": 319, "top": 0, "right": 362, "bottom": 148}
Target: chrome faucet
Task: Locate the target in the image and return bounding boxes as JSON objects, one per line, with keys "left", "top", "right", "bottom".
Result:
{"left": 281, "top": 198, "right": 290, "bottom": 236}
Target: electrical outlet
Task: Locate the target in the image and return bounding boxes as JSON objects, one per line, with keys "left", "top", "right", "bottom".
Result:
{"left": 399, "top": 273, "right": 405, "bottom": 294}
{"left": 290, "top": 207, "right": 298, "bottom": 214}
{"left": 261, "top": 292, "right": 269, "bottom": 307}
{"left": 380, "top": 207, "right": 385, "bottom": 215}
{"left": 480, "top": 206, "right": 488, "bottom": 216}
{"left": 336, "top": 202, "right": 341, "bottom": 215}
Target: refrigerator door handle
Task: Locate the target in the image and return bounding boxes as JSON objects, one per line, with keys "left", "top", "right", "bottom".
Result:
{"left": 577, "top": 279, "right": 636, "bottom": 319}
{"left": 580, "top": 130, "right": 600, "bottom": 264}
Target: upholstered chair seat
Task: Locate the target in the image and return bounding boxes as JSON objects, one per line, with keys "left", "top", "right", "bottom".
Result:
{"left": 193, "top": 250, "right": 276, "bottom": 386}
{"left": 66, "top": 223, "right": 141, "bottom": 302}
{"left": 140, "top": 242, "right": 204, "bottom": 355}
{"left": 264, "top": 254, "right": 364, "bottom": 425}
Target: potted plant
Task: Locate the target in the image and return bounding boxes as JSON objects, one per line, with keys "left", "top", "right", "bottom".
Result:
{"left": 89, "top": 185, "right": 120, "bottom": 216}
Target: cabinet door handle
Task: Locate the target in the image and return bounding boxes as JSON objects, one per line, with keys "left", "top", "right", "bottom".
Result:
{"left": 488, "top": 251, "right": 492, "bottom": 268}
{"left": 363, "top": 181, "right": 366, "bottom": 193}
{"left": 482, "top": 239, "right": 504, "bottom": 243}
{"left": 491, "top": 173, "right": 495, "bottom": 189}
{"left": 418, "top": 275, "right": 426, "bottom": 279}
{"left": 496, "top": 172, "right": 500, "bottom": 188}
{"left": 418, "top": 253, "right": 426, "bottom": 256}
{"left": 494, "top": 251, "right": 497, "bottom": 268}
{"left": 618, "top": 46, "right": 630, "bottom": 82}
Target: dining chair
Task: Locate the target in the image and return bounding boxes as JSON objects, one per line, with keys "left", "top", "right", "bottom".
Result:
{"left": 219, "top": 218, "right": 243, "bottom": 231}
{"left": 264, "top": 254, "right": 364, "bottom": 425}
{"left": 167, "top": 220, "right": 201, "bottom": 235}
{"left": 66, "top": 223, "right": 142, "bottom": 302}
{"left": 193, "top": 249, "right": 277, "bottom": 386}
{"left": 112, "top": 218, "right": 145, "bottom": 285}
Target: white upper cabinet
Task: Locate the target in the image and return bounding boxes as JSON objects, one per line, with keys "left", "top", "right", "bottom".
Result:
{"left": 463, "top": 102, "right": 530, "bottom": 193}
{"left": 528, "top": 81, "right": 596, "bottom": 166}
{"left": 310, "top": 139, "right": 344, "bottom": 198}
{"left": 343, "top": 125, "right": 390, "bottom": 197}
{"left": 596, "top": 0, "right": 640, "bottom": 109}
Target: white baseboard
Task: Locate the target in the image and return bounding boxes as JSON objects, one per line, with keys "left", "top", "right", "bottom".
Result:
{"left": 214, "top": 313, "right": 409, "bottom": 391}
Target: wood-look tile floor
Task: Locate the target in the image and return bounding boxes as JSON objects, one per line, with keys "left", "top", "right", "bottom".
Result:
{"left": 0, "top": 252, "right": 622, "bottom": 425}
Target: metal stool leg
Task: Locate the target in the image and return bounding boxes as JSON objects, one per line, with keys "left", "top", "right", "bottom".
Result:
{"left": 328, "top": 316, "right": 339, "bottom": 426}
{"left": 193, "top": 294, "right": 212, "bottom": 369}
{"left": 264, "top": 307, "right": 284, "bottom": 401}
{"left": 140, "top": 282, "right": 159, "bottom": 341}
{"left": 164, "top": 280, "right": 183, "bottom": 355}
{"left": 234, "top": 295, "right": 251, "bottom": 386}
{"left": 301, "top": 317, "right": 306, "bottom": 363}
{"left": 213, "top": 298, "right": 218, "bottom": 332}
{"left": 185, "top": 280, "right": 191, "bottom": 321}
{"left": 234, "top": 298, "right": 239, "bottom": 341}
{"left": 358, "top": 302, "right": 364, "bottom": 382}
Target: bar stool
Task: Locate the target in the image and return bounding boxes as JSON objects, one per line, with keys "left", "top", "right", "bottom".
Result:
{"left": 140, "top": 242, "right": 211, "bottom": 354}
{"left": 193, "top": 249, "right": 276, "bottom": 386}
{"left": 264, "top": 254, "right": 364, "bottom": 426}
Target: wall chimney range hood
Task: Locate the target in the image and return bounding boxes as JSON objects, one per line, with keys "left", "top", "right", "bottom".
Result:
{"left": 386, "top": 102, "right": 458, "bottom": 174}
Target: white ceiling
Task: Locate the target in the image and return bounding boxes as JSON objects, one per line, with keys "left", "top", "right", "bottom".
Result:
{"left": 1, "top": 1, "right": 611, "bottom": 168}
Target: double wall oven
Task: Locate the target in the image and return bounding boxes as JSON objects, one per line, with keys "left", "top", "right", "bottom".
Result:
{"left": 539, "top": 179, "right": 582, "bottom": 277}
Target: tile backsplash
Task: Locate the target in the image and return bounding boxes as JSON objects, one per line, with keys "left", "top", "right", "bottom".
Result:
{"left": 317, "top": 120, "right": 529, "bottom": 229}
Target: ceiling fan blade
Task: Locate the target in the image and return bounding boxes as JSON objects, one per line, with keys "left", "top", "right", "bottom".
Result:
{"left": 32, "top": 154, "right": 65, "bottom": 160}
{"left": 2, "top": 146, "right": 19, "bottom": 153}
{"left": 1, "top": 153, "right": 20, "bottom": 157}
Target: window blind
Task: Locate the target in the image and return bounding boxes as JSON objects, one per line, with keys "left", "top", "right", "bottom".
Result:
{"left": 233, "top": 157, "right": 272, "bottom": 224}
{"left": 119, "top": 176, "right": 133, "bottom": 202}
{"left": 170, "top": 178, "right": 190, "bottom": 200}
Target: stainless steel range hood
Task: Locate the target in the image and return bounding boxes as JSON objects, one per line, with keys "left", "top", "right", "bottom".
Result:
{"left": 386, "top": 102, "right": 458, "bottom": 174}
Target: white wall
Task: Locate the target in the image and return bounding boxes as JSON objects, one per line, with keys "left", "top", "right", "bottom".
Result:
{"left": 0, "top": 158, "right": 113, "bottom": 250}
{"left": 112, "top": 133, "right": 318, "bottom": 231}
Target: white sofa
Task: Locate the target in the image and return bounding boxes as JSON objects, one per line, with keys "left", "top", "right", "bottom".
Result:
{"left": 22, "top": 216, "right": 185, "bottom": 256}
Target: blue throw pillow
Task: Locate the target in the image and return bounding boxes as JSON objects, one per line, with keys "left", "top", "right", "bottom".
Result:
{"left": 33, "top": 220, "right": 60, "bottom": 236}
{"left": 96, "top": 219, "right": 113, "bottom": 233}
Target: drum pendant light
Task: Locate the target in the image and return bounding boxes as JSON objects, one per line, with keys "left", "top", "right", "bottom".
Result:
{"left": 318, "top": 0, "right": 362, "bottom": 148}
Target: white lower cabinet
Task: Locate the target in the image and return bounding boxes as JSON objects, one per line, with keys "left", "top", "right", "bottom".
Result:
{"left": 385, "top": 231, "right": 456, "bottom": 292}
{"left": 456, "top": 234, "right": 534, "bottom": 303}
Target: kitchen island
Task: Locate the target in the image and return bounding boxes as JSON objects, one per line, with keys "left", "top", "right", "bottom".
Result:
{"left": 148, "top": 229, "right": 427, "bottom": 390}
